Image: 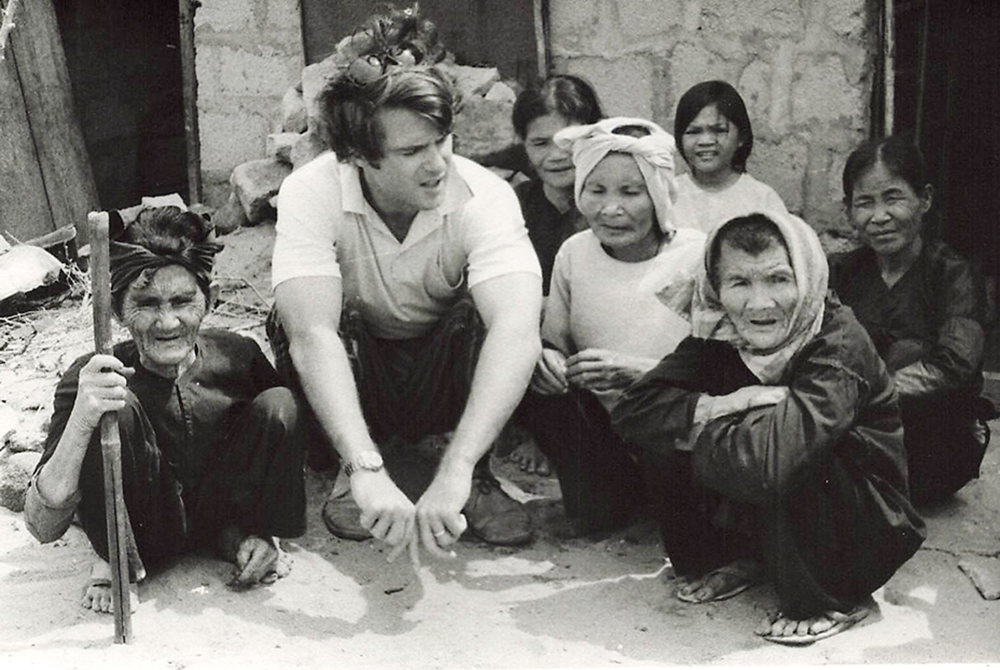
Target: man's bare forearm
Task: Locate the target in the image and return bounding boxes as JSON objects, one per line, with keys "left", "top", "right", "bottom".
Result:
{"left": 439, "top": 318, "right": 541, "bottom": 473}
{"left": 288, "top": 327, "right": 379, "bottom": 460}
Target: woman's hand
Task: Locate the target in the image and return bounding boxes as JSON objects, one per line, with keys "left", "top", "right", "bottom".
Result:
{"left": 66, "top": 355, "right": 135, "bottom": 434}
{"left": 530, "top": 348, "right": 569, "bottom": 395}
{"left": 565, "top": 348, "right": 653, "bottom": 392}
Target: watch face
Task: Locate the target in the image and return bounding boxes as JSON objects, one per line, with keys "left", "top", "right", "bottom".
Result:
{"left": 360, "top": 452, "right": 383, "bottom": 469}
{"left": 347, "top": 451, "right": 384, "bottom": 476}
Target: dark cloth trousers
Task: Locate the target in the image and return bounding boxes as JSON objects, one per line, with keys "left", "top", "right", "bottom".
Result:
{"left": 900, "top": 394, "right": 990, "bottom": 505}
{"left": 78, "top": 387, "right": 306, "bottom": 571}
{"left": 642, "top": 449, "right": 913, "bottom": 619}
{"left": 266, "top": 297, "right": 495, "bottom": 482}
{"left": 516, "top": 388, "right": 642, "bottom": 532}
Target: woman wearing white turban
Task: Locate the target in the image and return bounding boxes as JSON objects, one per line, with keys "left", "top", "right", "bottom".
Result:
{"left": 517, "top": 117, "right": 705, "bottom": 535}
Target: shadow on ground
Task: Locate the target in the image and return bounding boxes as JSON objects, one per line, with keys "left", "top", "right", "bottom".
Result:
{"left": 1, "top": 426, "right": 998, "bottom": 669}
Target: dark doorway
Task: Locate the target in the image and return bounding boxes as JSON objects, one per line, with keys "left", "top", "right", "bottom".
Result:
{"left": 891, "top": 0, "right": 999, "bottom": 301}
{"left": 300, "top": 0, "right": 538, "bottom": 86}
{"left": 54, "top": 1, "right": 188, "bottom": 210}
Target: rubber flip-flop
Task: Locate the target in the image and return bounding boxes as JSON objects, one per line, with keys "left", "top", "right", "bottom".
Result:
{"left": 762, "top": 604, "right": 871, "bottom": 646}
{"left": 676, "top": 560, "right": 764, "bottom": 603}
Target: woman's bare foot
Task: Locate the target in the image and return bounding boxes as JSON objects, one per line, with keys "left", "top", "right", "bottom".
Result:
{"left": 81, "top": 559, "right": 139, "bottom": 614}
{"left": 506, "top": 439, "right": 552, "bottom": 476}
{"left": 221, "top": 526, "right": 290, "bottom": 588}
{"left": 676, "top": 559, "right": 764, "bottom": 603}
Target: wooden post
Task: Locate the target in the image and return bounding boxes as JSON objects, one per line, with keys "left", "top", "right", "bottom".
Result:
{"left": 11, "top": 0, "right": 99, "bottom": 242}
{"left": 88, "top": 212, "right": 133, "bottom": 644}
{"left": 533, "top": 0, "right": 552, "bottom": 79}
{"left": 883, "top": 0, "right": 894, "bottom": 136}
{"left": 178, "top": 0, "right": 202, "bottom": 204}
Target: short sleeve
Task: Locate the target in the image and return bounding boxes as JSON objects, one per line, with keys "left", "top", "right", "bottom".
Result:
{"left": 271, "top": 156, "right": 343, "bottom": 289}
{"left": 461, "top": 166, "right": 542, "bottom": 288}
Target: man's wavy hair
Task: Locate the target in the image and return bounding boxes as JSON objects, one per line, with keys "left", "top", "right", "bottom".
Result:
{"left": 315, "top": 5, "right": 456, "bottom": 166}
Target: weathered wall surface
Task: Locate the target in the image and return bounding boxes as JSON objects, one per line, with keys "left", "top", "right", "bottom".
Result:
{"left": 549, "top": 0, "right": 875, "bottom": 240}
{"left": 195, "top": 0, "right": 304, "bottom": 208}
{"left": 192, "top": 0, "right": 876, "bottom": 239}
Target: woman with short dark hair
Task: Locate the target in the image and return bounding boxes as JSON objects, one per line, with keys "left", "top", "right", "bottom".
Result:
{"left": 504, "top": 75, "right": 605, "bottom": 475}
{"left": 832, "top": 136, "right": 996, "bottom": 503}
{"left": 671, "top": 80, "right": 788, "bottom": 233}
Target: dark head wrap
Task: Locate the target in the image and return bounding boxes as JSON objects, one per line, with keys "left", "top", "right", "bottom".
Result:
{"left": 107, "top": 210, "right": 222, "bottom": 312}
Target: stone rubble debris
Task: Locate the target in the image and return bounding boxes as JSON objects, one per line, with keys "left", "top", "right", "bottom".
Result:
{"left": 958, "top": 557, "right": 1000, "bottom": 600}
{"left": 218, "top": 31, "right": 523, "bottom": 235}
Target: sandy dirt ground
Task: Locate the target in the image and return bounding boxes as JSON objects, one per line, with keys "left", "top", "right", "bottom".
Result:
{"left": 1, "top": 225, "right": 998, "bottom": 669}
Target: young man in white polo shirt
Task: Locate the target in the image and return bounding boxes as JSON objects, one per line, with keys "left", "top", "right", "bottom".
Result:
{"left": 268, "top": 12, "right": 542, "bottom": 557}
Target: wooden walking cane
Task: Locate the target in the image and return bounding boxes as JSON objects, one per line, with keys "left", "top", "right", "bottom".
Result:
{"left": 88, "top": 211, "right": 133, "bottom": 643}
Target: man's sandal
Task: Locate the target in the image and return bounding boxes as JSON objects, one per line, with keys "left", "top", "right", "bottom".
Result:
{"left": 676, "top": 559, "right": 764, "bottom": 603}
{"left": 760, "top": 603, "right": 871, "bottom": 646}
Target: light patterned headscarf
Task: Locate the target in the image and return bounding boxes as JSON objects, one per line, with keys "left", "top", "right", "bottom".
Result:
{"left": 660, "top": 210, "right": 828, "bottom": 383}
{"left": 553, "top": 117, "right": 678, "bottom": 235}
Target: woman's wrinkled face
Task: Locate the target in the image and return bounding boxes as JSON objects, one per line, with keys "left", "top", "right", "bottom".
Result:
{"left": 681, "top": 103, "right": 743, "bottom": 182}
{"left": 577, "top": 153, "right": 658, "bottom": 259}
{"left": 848, "top": 161, "right": 930, "bottom": 259}
{"left": 120, "top": 265, "right": 207, "bottom": 376}
{"left": 524, "top": 113, "right": 576, "bottom": 191}
{"left": 716, "top": 239, "right": 798, "bottom": 351}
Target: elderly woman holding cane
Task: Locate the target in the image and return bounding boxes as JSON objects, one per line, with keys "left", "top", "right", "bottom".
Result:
{"left": 517, "top": 117, "right": 705, "bottom": 536}
{"left": 24, "top": 206, "right": 306, "bottom": 612}
{"left": 612, "top": 211, "right": 924, "bottom": 644}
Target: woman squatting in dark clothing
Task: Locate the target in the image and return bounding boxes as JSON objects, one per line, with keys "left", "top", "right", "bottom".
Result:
{"left": 612, "top": 211, "right": 925, "bottom": 644}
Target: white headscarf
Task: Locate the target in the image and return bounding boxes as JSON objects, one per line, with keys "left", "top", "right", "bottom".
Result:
{"left": 659, "top": 210, "right": 829, "bottom": 383}
{"left": 553, "top": 117, "right": 678, "bottom": 235}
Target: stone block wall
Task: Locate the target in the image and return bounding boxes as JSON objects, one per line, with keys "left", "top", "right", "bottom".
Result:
{"left": 191, "top": 0, "right": 877, "bottom": 242}
{"left": 549, "top": 0, "right": 876, "bottom": 242}
{"left": 195, "top": 0, "right": 305, "bottom": 208}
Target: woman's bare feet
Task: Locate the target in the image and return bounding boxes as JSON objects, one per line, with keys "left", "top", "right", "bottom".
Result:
{"left": 506, "top": 439, "right": 552, "bottom": 476}
{"left": 81, "top": 559, "right": 139, "bottom": 614}
{"left": 755, "top": 602, "right": 871, "bottom": 645}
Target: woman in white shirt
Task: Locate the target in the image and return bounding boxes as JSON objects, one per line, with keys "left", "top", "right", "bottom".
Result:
{"left": 517, "top": 117, "right": 705, "bottom": 536}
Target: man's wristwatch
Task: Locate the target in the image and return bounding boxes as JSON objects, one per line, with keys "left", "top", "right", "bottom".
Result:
{"left": 343, "top": 451, "right": 384, "bottom": 477}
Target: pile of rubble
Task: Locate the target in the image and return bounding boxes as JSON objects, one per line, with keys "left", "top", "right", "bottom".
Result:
{"left": 212, "top": 35, "right": 523, "bottom": 235}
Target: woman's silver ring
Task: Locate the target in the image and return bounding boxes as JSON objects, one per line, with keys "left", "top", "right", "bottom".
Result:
{"left": 433, "top": 530, "right": 447, "bottom": 538}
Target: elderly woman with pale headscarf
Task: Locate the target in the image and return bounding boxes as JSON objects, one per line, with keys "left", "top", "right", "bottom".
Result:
{"left": 517, "top": 117, "right": 706, "bottom": 536}
{"left": 24, "top": 207, "right": 306, "bottom": 613}
{"left": 612, "top": 211, "right": 925, "bottom": 644}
